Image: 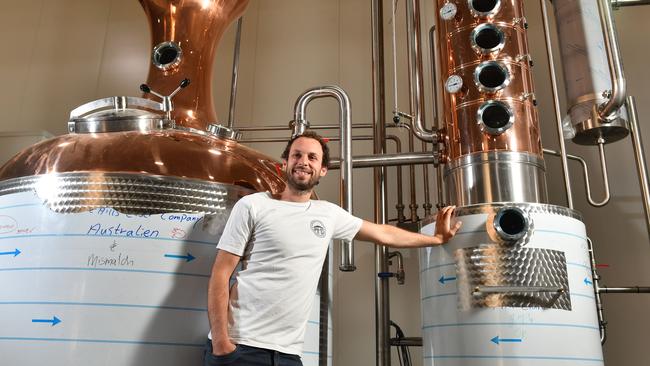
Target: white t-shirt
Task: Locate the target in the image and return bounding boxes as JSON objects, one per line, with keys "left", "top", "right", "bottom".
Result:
{"left": 214, "top": 192, "right": 363, "bottom": 355}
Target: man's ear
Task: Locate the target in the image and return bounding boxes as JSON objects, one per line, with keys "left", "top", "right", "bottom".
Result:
{"left": 281, "top": 159, "right": 287, "bottom": 169}
{"left": 320, "top": 166, "right": 328, "bottom": 177}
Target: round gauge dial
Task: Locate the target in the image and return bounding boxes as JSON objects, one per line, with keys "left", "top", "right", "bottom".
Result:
{"left": 445, "top": 75, "right": 464, "bottom": 94}
{"left": 440, "top": 2, "right": 458, "bottom": 20}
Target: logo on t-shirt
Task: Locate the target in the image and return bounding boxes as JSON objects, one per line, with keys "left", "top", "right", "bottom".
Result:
{"left": 310, "top": 220, "right": 326, "bottom": 238}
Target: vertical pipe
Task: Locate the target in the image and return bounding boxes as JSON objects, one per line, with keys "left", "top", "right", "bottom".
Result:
{"left": 429, "top": 24, "right": 445, "bottom": 209}
{"left": 586, "top": 238, "right": 607, "bottom": 344}
{"left": 292, "top": 86, "right": 355, "bottom": 270}
{"left": 627, "top": 96, "right": 650, "bottom": 240}
{"left": 228, "top": 17, "right": 243, "bottom": 128}
{"left": 540, "top": 0, "right": 574, "bottom": 208}
{"left": 371, "top": 0, "right": 391, "bottom": 364}
{"left": 405, "top": 0, "right": 436, "bottom": 142}
{"left": 422, "top": 141, "right": 432, "bottom": 217}
{"left": 596, "top": 0, "right": 627, "bottom": 119}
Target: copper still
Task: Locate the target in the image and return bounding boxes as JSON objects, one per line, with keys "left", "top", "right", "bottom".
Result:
{"left": 0, "top": 0, "right": 284, "bottom": 200}
{"left": 0, "top": 1, "right": 285, "bottom": 365}
{"left": 436, "top": 0, "right": 546, "bottom": 206}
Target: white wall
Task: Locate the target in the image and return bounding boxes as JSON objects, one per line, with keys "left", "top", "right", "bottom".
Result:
{"left": 1, "top": 0, "right": 649, "bottom": 365}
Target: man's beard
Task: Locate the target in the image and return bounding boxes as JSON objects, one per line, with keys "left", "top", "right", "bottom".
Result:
{"left": 285, "top": 168, "right": 321, "bottom": 193}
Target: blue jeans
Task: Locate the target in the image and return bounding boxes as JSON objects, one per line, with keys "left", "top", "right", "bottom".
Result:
{"left": 203, "top": 340, "right": 303, "bottom": 366}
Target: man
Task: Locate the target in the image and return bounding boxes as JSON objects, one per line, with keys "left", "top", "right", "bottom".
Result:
{"left": 204, "top": 131, "right": 461, "bottom": 365}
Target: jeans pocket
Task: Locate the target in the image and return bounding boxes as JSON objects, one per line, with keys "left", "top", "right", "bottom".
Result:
{"left": 204, "top": 342, "right": 241, "bottom": 365}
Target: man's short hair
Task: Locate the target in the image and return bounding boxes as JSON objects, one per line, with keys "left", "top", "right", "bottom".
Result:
{"left": 281, "top": 131, "right": 330, "bottom": 168}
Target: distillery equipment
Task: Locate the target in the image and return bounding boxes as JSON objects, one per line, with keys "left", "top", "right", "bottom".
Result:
{"left": 0, "top": 1, "right": 306, "bottom": 365}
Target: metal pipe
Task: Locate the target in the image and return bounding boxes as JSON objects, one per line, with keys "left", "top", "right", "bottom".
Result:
{"left": 390, "top": 337, "right": 422, "bottom": 347}
{"left": 612, "top": 0, "right": 650, "bottom": 7}
{"left": 599, "top": 287, "right": 650, "bottom": 293}
{"left": 428, "top": 25, "right": 438, "bottom": 125}
{"left": 405, "top": 0, "right": 437, "bottom": 143}
{"left": 394, "top": 121, "right": 419, "bottom": 222}
{"left": 389, "top": 136, "right": 406, "bottom": 223}
{"left": 329, "top": 152, "right": 437, "bottom": 169}
{"left": 426, "top": 24, "right": 439, "bottom": 215}
{"left": 542, "top": 148, "right": 610, "bottom": 207}
{"left": 588, "top": 140, "right": 611, "bottom": 207}
{"left": 388, "top": 251, "right": 405, "bottom": 285}
{"left": 586, "top": 238, "right": 607, "bottom": 344}
{"left": 596, "top": 0, "right": 627, "bottom": 119}
{"left": 371, "top": 0, "right": 391, "bottom": 363}
{"left": 241, "top": 134, "right": 406, "bottom": 221}
{"left": 237, "top": 123, "right": 372, "bottom": 132}
{"left": 540, "top": 0, "right": 574, "bottom": 208}
{"left": 431, "top": 24, "right": 445, "bottom": 209}
{"left": 227, "top": 17, "right": 243, "bottom": 128}
{"left": 291, "top": 86, "right": 354, "bottom": 271}
{"left": 627, "top": 96, "right": 650, "bottom": 240}
{"left": 422, "top": 142, "right": 432, "bottom": 217}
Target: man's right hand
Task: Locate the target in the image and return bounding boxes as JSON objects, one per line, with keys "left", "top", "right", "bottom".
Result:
{"left": 212, "top": 339, "right": 237, "bottom": 356}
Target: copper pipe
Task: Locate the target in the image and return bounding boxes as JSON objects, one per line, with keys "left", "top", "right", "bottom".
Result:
{"left": 139, "top": 0, "right": 248, "bottom": 130}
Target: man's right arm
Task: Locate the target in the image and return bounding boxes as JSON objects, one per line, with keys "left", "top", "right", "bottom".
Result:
{"left": 207, "top": 249, "right": 241, "bottom": 356}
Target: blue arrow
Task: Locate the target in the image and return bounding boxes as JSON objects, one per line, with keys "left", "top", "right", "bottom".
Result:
{"left": 438, "top": 275, "right": 457, "bottom": 284}
{"left": 164, "top": 252, "right": 195, "bottom": 262}
{"left": 584, "top": 277, "right": 593, "bottom": 286}
{"left": 491, "top": 336, "right": 522, "bottom": 345}
{"left": 0, "top": 248, "right": 21, "bottom": 257}
{"left": 32, "top": 316, "right": 61, "bottom": 326}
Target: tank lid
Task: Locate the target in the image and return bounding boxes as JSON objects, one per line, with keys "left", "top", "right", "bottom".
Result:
{"left": 206, "top": 124, "right": 242, "bottom": 141}
{"left": 67, "top": 96, "right": 172, "bottom": 133}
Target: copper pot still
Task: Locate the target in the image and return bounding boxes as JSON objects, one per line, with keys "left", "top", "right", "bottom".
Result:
{"left": 0, "top": 2, "right": 286, "bottom": 365}
{"left": 0, "top": 0, "right": 285, "bottom": 201}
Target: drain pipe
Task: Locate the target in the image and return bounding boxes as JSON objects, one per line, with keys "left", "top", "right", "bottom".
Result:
{"left": 291, "top": 86, "right": 355, "bottom": 271}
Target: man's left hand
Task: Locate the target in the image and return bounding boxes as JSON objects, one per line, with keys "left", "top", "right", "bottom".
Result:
{"left": 433, "top": 206, "right": 462, "bottom": 243}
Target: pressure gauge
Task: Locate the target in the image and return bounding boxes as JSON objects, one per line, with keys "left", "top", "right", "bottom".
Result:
{"left": 445, "top": 75, "right": 464, "bottom": 94}
{"left": 440, "top": 2, "right": 458, "bottom": 20}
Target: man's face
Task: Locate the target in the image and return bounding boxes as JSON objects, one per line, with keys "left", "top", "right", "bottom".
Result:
{"left": 282, "top": 137, "right": 328, "bottom": 192}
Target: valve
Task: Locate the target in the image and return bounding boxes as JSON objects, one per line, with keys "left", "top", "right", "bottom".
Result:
{"left": 140, "top": 78, "right": 191, "bottom": 119}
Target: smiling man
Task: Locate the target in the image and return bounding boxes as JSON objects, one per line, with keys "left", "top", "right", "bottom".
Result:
{"left": 204, "top": 131, "right": 461, "bottom": 366}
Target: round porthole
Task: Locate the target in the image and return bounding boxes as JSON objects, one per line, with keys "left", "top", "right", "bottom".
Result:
{"left": 474, "top": 61, "right": 510, "bottom": 93}
{"left": 468, "top": 0, "right": 502, "bottom": 17}
{"left": 493, "top": 207, "right": 529, "bottom": 242}
{"left": 477, "top": 100, "right": 514, "bottom": 135}
{"left": 471, "top": 23, "right": 505, "bottom": 55}
{"left": 152, "top": 41, "right": 183, "bottom": 71}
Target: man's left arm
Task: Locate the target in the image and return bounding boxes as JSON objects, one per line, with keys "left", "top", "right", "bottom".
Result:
{"left": 354, "top": 206, "right": 461, "bottom": 248}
